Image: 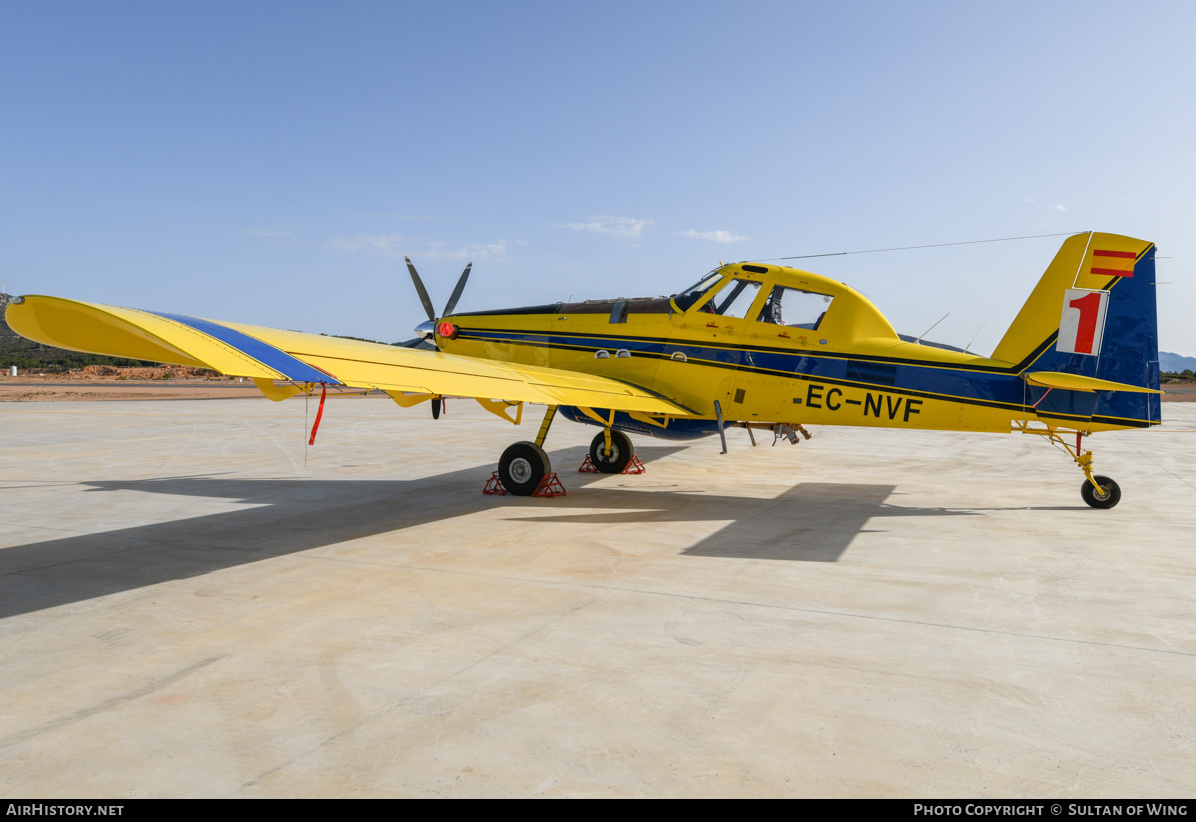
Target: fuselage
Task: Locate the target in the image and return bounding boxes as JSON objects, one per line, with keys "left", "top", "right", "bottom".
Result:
{"left": 439, "top": 262, "right": 1157, "bottom": 438}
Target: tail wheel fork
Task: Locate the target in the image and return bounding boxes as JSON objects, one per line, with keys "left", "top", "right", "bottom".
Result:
{"left": 1066, "top": 431, "right": 1121, "bottom": 509}
{"left": 1027, "top": 427, "right": 1121, "bottom": 509}
{"left": 1071, "top": 430, "right": 1124, "bottom": 507}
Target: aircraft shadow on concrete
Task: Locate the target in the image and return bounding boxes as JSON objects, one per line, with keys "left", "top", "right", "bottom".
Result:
{"left": 512, "top": 478, "right": 975, "bottom": 563}
{"left": 0, "top": 446, "right": 975, "bottom": 618}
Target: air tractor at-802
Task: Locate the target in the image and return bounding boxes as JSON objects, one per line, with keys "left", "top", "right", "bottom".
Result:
{"left": 6, "top": 232, "right": 1161, "bottom": 508}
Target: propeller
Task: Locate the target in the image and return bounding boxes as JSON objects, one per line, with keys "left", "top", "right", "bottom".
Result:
{"left": 405, "top": 256, "right": 472, "bottom": 344}
{"left": 404, "top": 257, "right": 472, "bottom": 420}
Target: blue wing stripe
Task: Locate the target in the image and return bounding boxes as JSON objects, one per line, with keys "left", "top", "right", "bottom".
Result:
{"left": 149, "top": 312, "right": 340, "bottom": 384}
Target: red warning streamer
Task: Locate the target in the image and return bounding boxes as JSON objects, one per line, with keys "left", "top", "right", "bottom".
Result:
{"left": 308, "top": 383, "right": 328, "bottom": 445}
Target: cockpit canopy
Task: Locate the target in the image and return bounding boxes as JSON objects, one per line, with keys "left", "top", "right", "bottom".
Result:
{"left": 674, "top": 267, "right": 836, "bottom": 331}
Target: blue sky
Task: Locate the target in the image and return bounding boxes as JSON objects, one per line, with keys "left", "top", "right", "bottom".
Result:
{"left": 2, "top": 1, "right": 1193, "bottom": 356}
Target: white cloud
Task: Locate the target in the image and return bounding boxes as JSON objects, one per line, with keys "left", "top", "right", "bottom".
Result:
{"left": 554, "top": 216, "right": 652, "bottom": 239}
{"left": 326, "top": 234, "right": 508, "bottom": 260}
{"left": 681, "top": 229, "right": 750, "bottom": 243}
{"left": 424, "top": 240, "right": 507, "bottom": 260}
{"left": 1053, "top": 204, "right": 1067, "bottom": 211}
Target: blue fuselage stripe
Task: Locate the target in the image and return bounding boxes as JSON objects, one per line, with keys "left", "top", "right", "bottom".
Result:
{"left": 462, "top": 327, "right": 1024, "bottom": 402}
{"left": 457, "top": 328, "right": 1153, "bottom": 423}
{"left": 150, "top": 312, "right": 340, "bottom": 384}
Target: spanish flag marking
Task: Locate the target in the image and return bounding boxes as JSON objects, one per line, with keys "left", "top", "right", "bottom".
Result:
{"left": 1090, "top": 249, "right": 1136, "bottom": 278}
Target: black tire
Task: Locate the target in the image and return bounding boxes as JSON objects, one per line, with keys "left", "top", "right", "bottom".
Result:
{"left": 1081, "top": 475, "right": 1121, "bottom": 509}
{"left": 498, "top": 441, "right": 551, "bottom": 496}
{"left": 589, "top": 430, "right": 633, "bottom": 474}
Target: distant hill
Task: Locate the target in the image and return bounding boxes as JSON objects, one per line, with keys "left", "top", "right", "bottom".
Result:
{"left": 1160, "top": 351, "right": 1196, "bottom": 373}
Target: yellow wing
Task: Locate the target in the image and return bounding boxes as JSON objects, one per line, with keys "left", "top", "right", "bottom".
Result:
{"left": 4, "top": 295, "right": 692, "bottom": 415}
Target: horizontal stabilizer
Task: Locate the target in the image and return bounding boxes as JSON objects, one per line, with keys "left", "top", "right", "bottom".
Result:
{"left": 1023, "top": 371, "right": 1162, "bottom": 394}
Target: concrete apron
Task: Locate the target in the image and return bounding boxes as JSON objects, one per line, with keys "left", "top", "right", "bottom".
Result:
{"left": 1, "top": 398, "right": 1194, "bottom": 798}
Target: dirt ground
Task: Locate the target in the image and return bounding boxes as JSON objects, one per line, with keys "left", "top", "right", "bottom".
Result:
{"left": 0, "top": 377, "right": 263, "bottom": 402}
{"left": 1162, "top": 383, "right": 1196, "bottom": 401}
{"left": 0, "top": 365, "right": 264, "bottom": 402}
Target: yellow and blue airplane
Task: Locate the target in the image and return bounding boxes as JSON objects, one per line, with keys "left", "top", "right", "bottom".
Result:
{"left": 4, "top": 231, "right": 1161, "bottom": 507}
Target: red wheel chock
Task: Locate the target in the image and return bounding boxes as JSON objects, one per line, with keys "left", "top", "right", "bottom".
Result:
{"left": 533, "top": 472, "right": 567, "bottom": 497}
{"left": 482, "top": 471, "right": 567, "bottom": 497}
{"left": 578, "top": 454, "right": 646, "bottom": 474}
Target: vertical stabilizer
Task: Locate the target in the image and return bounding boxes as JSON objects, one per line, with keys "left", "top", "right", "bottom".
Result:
{"left": 993, "top": 231, "right": 1160, "bottom": 425}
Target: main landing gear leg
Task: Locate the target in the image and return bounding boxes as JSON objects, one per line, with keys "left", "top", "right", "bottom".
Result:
{"left": 1048, "top": 430, "right": 1121, "bottom": 509}
{"left": 535, "top": 404, "right": 557, "bottom": 449}
{"left": 496, "top": 405, "right": 559, "bottom": 496}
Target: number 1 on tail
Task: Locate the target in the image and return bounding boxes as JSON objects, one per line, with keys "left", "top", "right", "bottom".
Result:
{"left": 1056, "top": 288, "right": 1110, "bottom": 356}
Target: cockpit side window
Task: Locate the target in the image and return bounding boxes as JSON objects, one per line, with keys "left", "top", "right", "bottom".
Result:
{"left": 713, "top": 279, "right": 762, "bottom": 318}
{"left": 672, "top": 270, "right": 722, "bottom": 312}
{"left": 756, "top": 286, "right": 834, "bottom": 329}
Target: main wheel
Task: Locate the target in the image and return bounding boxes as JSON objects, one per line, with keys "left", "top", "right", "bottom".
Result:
{"left": 589, "top": 430, "right": 633, "bottom": 474}
{"left": 498, "top": 441, "right": 551, "bottom": 496}
{"left": 1081, "top": 475, "right": 1121, "bottom": 509}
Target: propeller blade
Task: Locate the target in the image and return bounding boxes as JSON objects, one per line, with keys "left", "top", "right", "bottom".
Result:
{"left": 440, "top": 262, "right": 472, "bottom": 319}
{"left": 431, "top": 397, "right": 441, "bottom": 419}
{"left": 405, "top": 257, "right": 437, "bottom": 323}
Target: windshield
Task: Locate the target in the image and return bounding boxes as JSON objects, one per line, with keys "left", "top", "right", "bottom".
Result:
{"left": 673, "top": 270, "right": 722, "bottom": 312}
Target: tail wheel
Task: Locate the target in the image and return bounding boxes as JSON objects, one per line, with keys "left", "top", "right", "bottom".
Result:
{"left": 498, "top": 441, "right": 551, "bottom": 496}
{"left": 589, "top": 431, "right": 632, "bottom": 474}
{"left": 1081, "top": 475, "right": 1121, "bottom": 509}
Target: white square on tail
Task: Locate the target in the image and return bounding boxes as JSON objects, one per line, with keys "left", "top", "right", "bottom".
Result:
{"left": 1056, "top": 288, "right": 1110, "bottom": 356}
